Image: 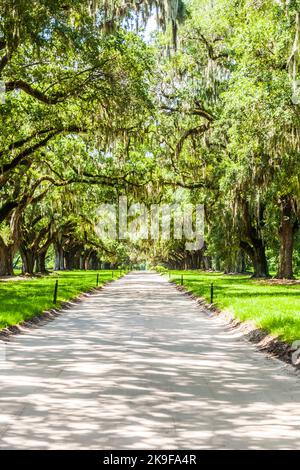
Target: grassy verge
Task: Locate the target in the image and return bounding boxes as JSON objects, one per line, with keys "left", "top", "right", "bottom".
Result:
{"left": 0, "top": 270, "right": 124, "bottom": 329}
{"left": 168, "top": 270, "right": 300, "bottom": 344}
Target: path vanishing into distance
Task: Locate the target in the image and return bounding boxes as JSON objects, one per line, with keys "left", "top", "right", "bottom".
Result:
{"left": 0, "top": 272, "right": 300, "bottom": 449}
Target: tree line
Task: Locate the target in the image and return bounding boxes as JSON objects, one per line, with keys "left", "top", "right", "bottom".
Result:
{"left": 1, "top": 0, "right": 300, "bottom": 279}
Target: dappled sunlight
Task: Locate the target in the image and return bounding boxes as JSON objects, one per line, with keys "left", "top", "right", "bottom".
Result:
{"left": 0, "top": 272, "right": 300, "bottom": 449}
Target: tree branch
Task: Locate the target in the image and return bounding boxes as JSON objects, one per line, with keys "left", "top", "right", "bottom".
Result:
{"left": 5, "top": 80, "right": 67, "bottom": 104}
{"left": 0, "top": 126, "right": 86, "bottom": 177}
{"left": 0, "top": 128, "right": 58, "bottom": 158}
{"left": 161, "top": 105, "right": 214, "bottom": 122}
{"left": 175, "top": 124, "right": 209, "bottom": 159}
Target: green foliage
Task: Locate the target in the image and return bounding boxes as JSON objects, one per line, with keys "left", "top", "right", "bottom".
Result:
{"left": 153, "top": 264, "right": 168, "bottom": 273}
{"left": 1, "top": 0, "right": 300, "bottom": 282}
{"left": 170, "top": 269, "right": 300, "bottom": 343}
{"left": 0, "top": 270, "right": 124, "bottom": 328}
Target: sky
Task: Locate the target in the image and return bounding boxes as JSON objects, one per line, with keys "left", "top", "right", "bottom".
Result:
{"left": 143, "top": 15, "right": 158, "bottom": 43}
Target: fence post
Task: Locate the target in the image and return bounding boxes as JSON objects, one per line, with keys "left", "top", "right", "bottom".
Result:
{"left": 53, "top": 280, "right": 58, "bottom": 304}
{"left": 112, "top": 270, "right": 114, "bottom": 279}
{"left": 181, "top": 274, "right": 183, "bottom": 286}
{"left": 96, "top": 273, "right": 99, "bottom": 286}
{"left": 210, "top": 282, "right": 214, "bottom": 304}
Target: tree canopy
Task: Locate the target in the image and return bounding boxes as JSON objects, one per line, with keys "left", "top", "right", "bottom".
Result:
{"left": 1, "top": 0, "right": 300, "bottom": 279}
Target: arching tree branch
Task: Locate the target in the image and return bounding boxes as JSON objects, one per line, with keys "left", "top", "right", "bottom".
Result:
{"left": 175, "top": 124, "right": 209, "bottom": 159}
{"left": 5, "top": 80, "right": 67, "bottom": 105}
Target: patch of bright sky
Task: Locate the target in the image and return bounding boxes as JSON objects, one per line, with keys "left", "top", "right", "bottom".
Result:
{"left": 142, "top": 14, "right": 158, "bottom": 43}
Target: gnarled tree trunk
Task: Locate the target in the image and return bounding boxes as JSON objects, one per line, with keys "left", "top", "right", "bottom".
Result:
{"left": 35, "top": 251, "right": 47, "bottom": 273}
{"left": 240, "top": 240, "right": 269, "bottom": 278}
{"left": 19, "top": 245, "right": 35, "bottom": 275}
{"left": 277, "top": 196, "right": 298, "bottom": 279}
{"left": 54, "top": 244, "right": 65, "bottom": 270}
{"left": 239, "top": 198, "right": 269, "bottom": 278}
{"left": 89, "top": 251, "right": 100, "bottom": 270}
{"left": 0, "top": 238, "right": 14, "bottom": 276}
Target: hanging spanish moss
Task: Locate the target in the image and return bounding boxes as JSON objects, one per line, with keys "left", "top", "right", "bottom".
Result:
{"left": 0, "top": 0, "right": 182, "bottom": 57}
{"left": 90, "top": 0, "right": 183, "bottom": 47}
{"left": 288, "top": 11, "right": 300, "bottom": 95}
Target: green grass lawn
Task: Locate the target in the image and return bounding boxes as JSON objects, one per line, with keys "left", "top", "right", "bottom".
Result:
{"left": 168, "top": 270, "right": 300, "bottom": 344}
{"left": 0, "top": 270, "right": 124, "bottom": 329}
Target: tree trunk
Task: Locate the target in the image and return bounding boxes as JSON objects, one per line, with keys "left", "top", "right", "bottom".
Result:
{"left": 252, "top": 242, "right": 269, "bottom": 278}
{"left": 203, "top": 255, "right": 212, "bottom": 270}
{"left": 0, "top": 240, "right": 14, "bottom": 276}
{"left": 81, "top": 253, "right": 88, "bottom": 270}
{"left": 240, "top": 240, "right": 269, "bottom": 278}
{"left": 64, "top": 246, "right": 83, "bottom": 270}
{"left": 35, "top": 251, "right": 47, "bottom": 273}
{"left": 73, "top": 250, "right": 82, "bottom": 269}
{"left": 239, "top": 199, "right": 269, "bottom": 278}
{"left": 54, "top": 245, "right": 64, "bottom": 270}
{"left": 79, "top": 255, "right": 84, "bottom": 270}
{"left": 64, "top": 251, "right": 74, "bottom": 270}
{"left": 277, "top": 197, "right": 298, "bottom": 279}
{"left": 89, "top": 251, "right": 99, "bottom": 270}
{"left": 84, "top": 251, "right": 92, "bottom": 270}
{"left": 234, "top": 251, "right": 246, "bottom": 273}
{"left": 240, "top": 251, "right": 246, "bottom": 273}
{"left": 20, "top": 247, "right": 35, "bottom": 275}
